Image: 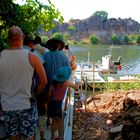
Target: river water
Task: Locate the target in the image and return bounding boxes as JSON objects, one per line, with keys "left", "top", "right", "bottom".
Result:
{"left": 71, "top": 45, "right": 140, "bottom": 75}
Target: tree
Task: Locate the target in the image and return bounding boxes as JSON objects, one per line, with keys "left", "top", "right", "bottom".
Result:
{"left": 52, "top": 32, "right": 64, "bottom": 41}
{"left": 137, "top": 35, "right": 140, "bottom": 43}
{"left": 68, "top": 25, "right": 76, "bottom": 36}
{"left": 63, "top": 33, "right": 69, "bottom": 43}
{"left": 68, "top": 25, "right": 76, "bottom": 31}
{"left": 111, "top": 34, "right": 119, "bottom": 44}
{"left": 129, "top": 34, "right": 137, "bottom": 45}
{"left": 41, "top": 36, "right": 48, "bottom": 44}
{"left": 0, "top": 0, "right": 63, "bottom": 50}
{"left": 89, "top": 35, "right": 100, "bottom": 44}
{"left": 124, "top": 35, "right": 130, "bottom": 44}
{"left": 93, "top": 11, "right": 108, "bottom": 20}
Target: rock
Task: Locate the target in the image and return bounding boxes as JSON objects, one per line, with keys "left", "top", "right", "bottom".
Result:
{"left": 106, "top": 119, "right": 113, "bottom": 125}
{"left": 42, "top": 16, "right": 140, "bottom": 44}
{"left": 73, "top": 90, "right": 140, "bottom": 140}
{"left": 109, "top": 124, "right": 123, "bottom": 133}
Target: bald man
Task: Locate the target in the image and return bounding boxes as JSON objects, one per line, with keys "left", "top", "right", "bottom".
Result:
{"left": 0, "top": 26, "right": 47, "bottom": 140}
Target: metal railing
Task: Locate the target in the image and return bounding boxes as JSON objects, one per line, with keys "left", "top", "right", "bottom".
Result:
{"left": 61, "top": 86, "right": 73, "bottom": 140}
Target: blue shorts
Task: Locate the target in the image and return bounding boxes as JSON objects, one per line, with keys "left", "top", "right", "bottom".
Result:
{"left": 50, "top": 101, "right": 62, "bottom": 118}
{"left": 3, "top": 107, "right": 38, "bottom": 138}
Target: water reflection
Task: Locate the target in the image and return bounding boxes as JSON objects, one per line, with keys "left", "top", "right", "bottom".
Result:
{"left": 71, "top": 45, "right": 140, "bottom": 74}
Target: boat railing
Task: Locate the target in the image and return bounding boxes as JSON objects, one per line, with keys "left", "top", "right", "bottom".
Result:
{"left": 61, "top": 86, "right": 73, "bottom": 140}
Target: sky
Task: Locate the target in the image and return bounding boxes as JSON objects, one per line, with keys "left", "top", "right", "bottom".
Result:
{"left": 17, "top": 0, "right": 140, "bottom": 22}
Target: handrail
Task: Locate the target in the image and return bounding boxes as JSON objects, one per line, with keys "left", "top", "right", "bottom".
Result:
{"left": 61, "top": 86, "right": 72, "bottom": 140}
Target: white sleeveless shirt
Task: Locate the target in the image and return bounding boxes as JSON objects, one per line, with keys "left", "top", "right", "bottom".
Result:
{"left": 0, "top": 49, "right": 34, "bottom": 111}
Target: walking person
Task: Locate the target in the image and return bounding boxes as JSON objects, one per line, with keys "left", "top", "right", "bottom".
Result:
{"left": 23, "top": 35, "right": 44, "bottom": 64}
{"left": 48, "top": 66, "right": 78, "bottom": 140}
{"left": 63, "top": 45, "right": 77, "bottom": 71}
{"left": 34, "top": 36, "right": 47, "bottom": 55}
{"left": 43, "top": 38, "right": 71, "bottom": 130}
{"left": 36, "top": 92, "right": 48, "bottom": 140}
{"left": 43, "top": 38, "right": 71, "bottom": 92}
{"left": 0, "top": 26, "right": 47, "bottom": 140}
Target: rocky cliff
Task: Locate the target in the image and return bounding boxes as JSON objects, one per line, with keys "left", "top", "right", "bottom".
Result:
{"left": 42, "top": 16, "right": 140, "bottom": 44}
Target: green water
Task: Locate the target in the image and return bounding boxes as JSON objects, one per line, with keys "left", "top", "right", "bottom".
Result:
{"left": 70, "top": 45, "right": 140, "bottom": 75}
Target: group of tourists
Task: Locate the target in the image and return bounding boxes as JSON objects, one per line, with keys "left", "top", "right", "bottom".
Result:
{"left": 0, "top": 26, "right": 77, "bottom": 140}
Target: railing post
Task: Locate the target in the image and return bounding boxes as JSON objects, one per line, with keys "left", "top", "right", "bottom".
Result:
{"left": 68, "top": 87, "right": 71, "bottom": 126}
{"left": 85, "top": 76, "right": 88, "bottom": 112}
{"left": 61, "top": 87, "right": 69, "bottom": 140}
{"left": 61, "top": 110, "right": 64, "bottom": 140}
{"left": 88, "top": 52, "right": 90, "bottom": 68}
{"left": 81, "top": 61, "right": 83, "bottom": 92}
{"left": 93, "top": 62, "right": 95, "bottom": 95}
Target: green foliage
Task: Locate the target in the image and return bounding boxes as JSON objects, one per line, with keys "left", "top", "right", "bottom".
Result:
{"left": 103, "top": 82, "right": 140, "bottom": 92}
{"left": 19, "top": 0, "right": 63, "bottom": 34}
{"left": 0, "top": 0, "right": 63, "bottom": 49}
{"left": 102, "top": 75, "right": 140, "bottom": 92}
{"left": 68, "top": 25, "right": 76, "bottom": 31}
{"left": 124, "top": 35, "right": 130, "bottom": 44}
{"left": 124, "top": 34, "right": 140, "bottom": 45}
{"left": 111, "top": 34, "right": 119, "bottom": 44}
{"left": 41, "top": 36, "right": 48, "bottom": 44}
{"left": 52, "top": 32, "right": 64, "bottom": 41}
{"left": 129, "top": 34, "right": 137, "bottom": 45}
{"left": 89, "top": 35, "right": 100, "bottom": 44}
{"left": 79, "top": 38, "right": 90, "bottom": 45}
{"left": 93, "top": 11, "right": 108, "bottom": 20}
{"left": 0, "top": 37, "right": 8, "bottom": 52}
{"left": 136, "top": 34, "right": 140, "bottom": 43}
{"left": 63, "top": 33, "right": 69, "bottom": 43}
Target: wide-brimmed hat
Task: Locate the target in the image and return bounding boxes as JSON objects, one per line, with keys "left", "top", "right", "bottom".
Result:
{"left": 53, "top": 66, "right": 71, "bottom": 82}
{"left": 46, "top": 38, "right": 65, "bottom": 51}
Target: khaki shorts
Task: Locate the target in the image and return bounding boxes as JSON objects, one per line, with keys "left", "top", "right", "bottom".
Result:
{"left": 38, "top": 115, "right": 46, "bottom": 131}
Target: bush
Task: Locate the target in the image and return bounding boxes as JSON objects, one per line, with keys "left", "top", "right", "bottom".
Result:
{"left": 89, "top": 35, "right": 100, "bottom": 44}
{"left": 0, "top": 37, "right": 8, "bottom": 52}
{"left": 68, "top": 25, "right": 76, "bottom": 31}
{"left": 129, "top": 34, "right": 137, "bottom": 45}
{"left": 52, "top": 32, "right": 64, "bottom": 41}
{"left": 41, "top": 36, "right": 48, "bottom": 44}
{"left": 111, "top": 34, "right": 119, "bottom": 44}
{"left": 124, "top": 35, "right": 130, "bottom": 44}
{"left": 137, "top": 35, "right": 140, "bottom": 43}
{"left": 80, "top": 38, "right": 90, "bottom": 45}
{"left": 93, "top": 11, "right": 108, "bottom": 21}
{"left": 63, "top": 33, "right": 69, "bottom": 43}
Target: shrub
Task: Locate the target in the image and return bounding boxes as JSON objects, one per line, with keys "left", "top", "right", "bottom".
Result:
{"left": 63, "top": 33, "right": 69, "bottom": 43}
{"left": 52, "top": 32, "right": 64, "bottom": 41}
{"left": 89, "top": 35, "right": 100, "bottom": 44}
{"left": 124, "top": 35, "right": 130, "bottom": 44}
{"left": 93, "top": 11, "right": 108, "bottom": 21}
{"left": 137, "top": 35, "right": 140, "bottom": 43}
{"left": 41, "top": 36, "right": 48, "bottom": 44}
{"left": 68, "top": 25, "right": 76, "bottom": 31}
{"left": 80, "top": 38, "right": 90, "bottom": 45}
{"left": 129, "top": 34, "right": 137, "bottom": 45}
{"left": 111, "top": 34, "right": 119, "bottom": 44}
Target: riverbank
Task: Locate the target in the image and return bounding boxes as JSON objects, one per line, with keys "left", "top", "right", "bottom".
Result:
{"left": 72, "top": 90, "right": 140, "bottom": 140}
